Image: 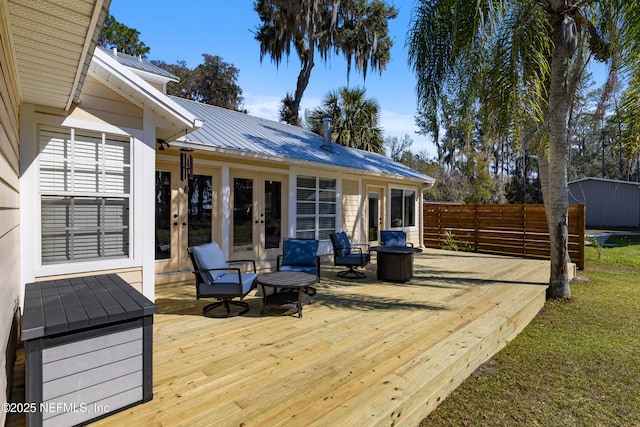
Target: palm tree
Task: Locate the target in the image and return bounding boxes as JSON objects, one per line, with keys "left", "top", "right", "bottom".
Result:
{"left": 254, "top": 0, "right": 397, "bottom": 125}
{"left": 407, "top": 1, "right": 636, "bottom": 299}
{"left": 307, "top": 87, "right": 384, "bottom": 153}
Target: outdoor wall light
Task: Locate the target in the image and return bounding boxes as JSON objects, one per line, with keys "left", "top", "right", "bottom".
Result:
{"left": 156, "top": 139, "right": 171, "bottom": 150}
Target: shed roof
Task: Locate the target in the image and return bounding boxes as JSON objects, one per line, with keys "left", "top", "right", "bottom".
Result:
{"left": 569, "top": 177, "right": 640, "bottom": 187}
{"left": 170, "top": 96, "right": 435, "bottom": 184}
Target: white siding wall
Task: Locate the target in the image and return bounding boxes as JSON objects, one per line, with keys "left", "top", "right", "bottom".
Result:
{"left": 0, "top": 15, "right": 21, "bottom": 424}
{"left": 20, "top": 80, "right": 156, "bottom": 301}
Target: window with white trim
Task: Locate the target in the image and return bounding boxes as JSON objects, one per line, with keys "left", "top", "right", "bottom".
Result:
{"left": 295, "top": 175, "right": 336, "bottom": 240}
{"left": 39, "top": 126, "right": 131, "bottom": 264}
{"left": 390, "top": 188, "right": 416, "bottom": 228}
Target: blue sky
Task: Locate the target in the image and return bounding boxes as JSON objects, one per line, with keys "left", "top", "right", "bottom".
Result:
{"left": 108, "top": 1, "right": 608, "bottom": 159}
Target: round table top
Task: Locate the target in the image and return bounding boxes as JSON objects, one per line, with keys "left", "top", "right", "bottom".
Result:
{"left": 369, "top": 246, "right": 423, "bottom": 254}
{"left": 257, "top": 271, "right": 318, "bottom": 288}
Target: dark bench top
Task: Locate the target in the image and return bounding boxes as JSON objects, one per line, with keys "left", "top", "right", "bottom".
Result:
{"left": 22, "top": 274, "right": 157, "bottom": 341}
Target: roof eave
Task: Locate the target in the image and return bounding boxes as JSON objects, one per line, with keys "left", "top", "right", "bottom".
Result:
{"left": 172, "top": 140, "right": 435, "bottom": 185}
{"left": 66, "top": 0, "right": 111, "bottom": 110}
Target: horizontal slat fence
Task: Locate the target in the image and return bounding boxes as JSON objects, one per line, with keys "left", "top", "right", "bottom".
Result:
{"left": 423, "top": 204, "right": 585, "bottom": 270}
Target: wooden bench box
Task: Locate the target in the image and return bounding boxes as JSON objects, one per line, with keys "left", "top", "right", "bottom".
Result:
{"left": 21, "top": 274, "right": 156, "bottom": 427}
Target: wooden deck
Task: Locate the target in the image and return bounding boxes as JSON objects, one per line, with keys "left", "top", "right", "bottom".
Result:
{"left": 9, "top": 249, "right": 549, "bottom": 427}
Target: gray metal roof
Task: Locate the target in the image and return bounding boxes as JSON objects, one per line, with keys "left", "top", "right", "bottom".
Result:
{"left": 170, "top": 96, "right": 435, "bottom": 184}
{"left": 569, "top": 177, "right": 640, "bottom": 187}
{"left": 97, "top": 46, "right": 178, "bottom": 81}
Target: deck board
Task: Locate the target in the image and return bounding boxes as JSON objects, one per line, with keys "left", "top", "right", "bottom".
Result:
{"left": 8, "top": 249, "right": 549, "bottom": 427}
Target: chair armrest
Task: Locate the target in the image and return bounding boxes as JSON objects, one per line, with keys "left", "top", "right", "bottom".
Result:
{"left": 227, "top": 259, "right": 257, "bottom": 273}
{"left": 276, "top": 254, "right": 283, "bottom": 271}
{"left": 193, "top": 266, "right": 243, "bottom": 277}
{"left": 349, "top": 246, "right": 371, "bottom": 262}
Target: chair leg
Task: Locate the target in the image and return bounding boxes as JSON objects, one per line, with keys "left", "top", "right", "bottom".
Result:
{"left": 337, "top": 267, "right": 366, "bottom": 279}
{"left": 202, "top": 299, "right": 250, "bottom": 318}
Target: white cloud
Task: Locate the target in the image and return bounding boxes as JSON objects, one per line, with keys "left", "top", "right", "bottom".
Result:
{"left": 243, "top": 93, "right": 323, "bottom": 124}
{"left": 243, "top": 94, "right": 281, "bottom": 121}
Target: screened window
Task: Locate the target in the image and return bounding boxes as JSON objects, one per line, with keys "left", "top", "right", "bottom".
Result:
{"left": 39, "top": 126, "right": 131, "bottom": 264}
{"left": 296, "top": 175, "right": 336, "bottom": 240}
{"left": 390, "top": 188, "right": 416, "bottom": 228}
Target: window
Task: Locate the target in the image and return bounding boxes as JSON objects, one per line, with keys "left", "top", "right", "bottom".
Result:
{"left": 390, "top": 188, "right": 416, "bottom": 228}
{"left": 296, "top": 175, "right": 336, "bottom": 240}
{"left": 39, "top": 126, "right": 131, "bottom": 264}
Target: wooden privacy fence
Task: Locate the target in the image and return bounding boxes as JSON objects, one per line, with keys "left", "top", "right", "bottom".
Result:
{"left": 423, "top": 204, "right": 585, "bottom": 270}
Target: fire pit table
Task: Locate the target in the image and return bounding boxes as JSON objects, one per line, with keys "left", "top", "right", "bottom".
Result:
{"left": 369, "top": 246, "right": 423, "bottom": 282}
{"left": 257, "top": 271, "right": 317, "bottom": 318}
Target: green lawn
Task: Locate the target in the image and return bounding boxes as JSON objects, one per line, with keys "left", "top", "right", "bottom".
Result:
{"left": 421, "top": 233, "right": 640, "bottom": 426}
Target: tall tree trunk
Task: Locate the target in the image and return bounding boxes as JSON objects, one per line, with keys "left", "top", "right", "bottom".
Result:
{"left": 544, "top": 8, "right": 572, "bottom": 299}
{"left": 291, "top": 54, "right": 314, "bottom": 125}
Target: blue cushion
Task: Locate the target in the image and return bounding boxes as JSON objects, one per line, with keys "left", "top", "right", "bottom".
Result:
{"left": 279, "top": 264, "right": 317, "bottom": 276}
{"left": 282, "top": 238, "right": 319, "bottom": 266}
{"left": 334, "top": 253, "right": 370, "bottom": 266}
{"left": 333, "top": 232, "right": 351, "bottom": 257}
{"left": 381, "top": 230, "right": 406, "bottom": 247}
{"left": 198, "top": 272, "right": 257, "bottom": 296}
{"left": 193, "top": 242, "right": 227, "bottom": 284}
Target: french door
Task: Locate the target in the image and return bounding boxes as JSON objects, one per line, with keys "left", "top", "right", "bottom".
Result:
{"left": 367, "top": 187, "right": 385, "bottom": 245}
{"left": 230, "top": 172, "right": 287, "bottom": 261}
{"left": 155, "top": 162, "right": 215, "bottom": 274}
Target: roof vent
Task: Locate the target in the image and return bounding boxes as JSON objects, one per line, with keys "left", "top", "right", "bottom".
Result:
{"left": 112, "top": 48, "right": 117, "bottom": 56}
{"left": 321, "top": 114, "right": 334, "bottom": 153}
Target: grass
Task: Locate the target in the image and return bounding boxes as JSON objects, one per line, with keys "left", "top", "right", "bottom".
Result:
{"left": 421, "top": 232, "right": 640, "bottom": 427}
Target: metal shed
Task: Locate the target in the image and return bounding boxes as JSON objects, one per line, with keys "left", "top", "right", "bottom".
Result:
{"left": 568, "top": 178, "right": 640, "bottom": 228}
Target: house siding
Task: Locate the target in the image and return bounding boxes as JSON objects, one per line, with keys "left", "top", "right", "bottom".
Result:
{"left": 76, "top": 75, "right": 143, "bottom": 129}
{"left": 342, "top": 179, "right": 362, "bottom": 242}
{"left": 20, "top": 83, "right": 157, "bottom": 300}
{"left": 568, "top": 179, "right": 640, "bottom": 228}
{"left": 0, "top": 12, "right": 21, "bottom": 423}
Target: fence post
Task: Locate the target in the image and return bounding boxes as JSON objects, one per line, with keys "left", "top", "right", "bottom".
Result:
{"left": 438, "top": 204, "right": 443, "bottom": 248}
{"left": 578, "top": 203, "right": 586, "bottom": 270}
{"left": 473, "top": 205, "right": 479, "bottom": 253}
{"left": 522, "top": 204, "right": 527, "bottom": 257}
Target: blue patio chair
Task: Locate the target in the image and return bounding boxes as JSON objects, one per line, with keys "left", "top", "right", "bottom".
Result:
{"left": 188, "top": 242, "right": 257, "bottom": 317}
{"left": 277, "top": 238, "right": 321, "bottom": 278}
{"left": 329, "top": 231, "right": 370, "bottom": 279}
{"left": 380, "top": 230, "right": 414, "bottom": 247}
{"left": 277, "top": 238, "right": 320, "bottom": 295}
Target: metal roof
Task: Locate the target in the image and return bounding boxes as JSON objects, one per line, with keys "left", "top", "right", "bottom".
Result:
{"left": 569, "top": 177, "right": 640, "bottom": 187}
{"left": 170, "top": 96, "right": 435, "bottom": 184}
{"left": 96, "top": 46, "right": 178, "bottom": 82}
{"left": 5, "top": 0, "right": 110, "bottom": 110}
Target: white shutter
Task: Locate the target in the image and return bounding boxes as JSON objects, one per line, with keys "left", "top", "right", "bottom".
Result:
{"left": 295, "top": 175, "right": 336, "bottom": 240}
